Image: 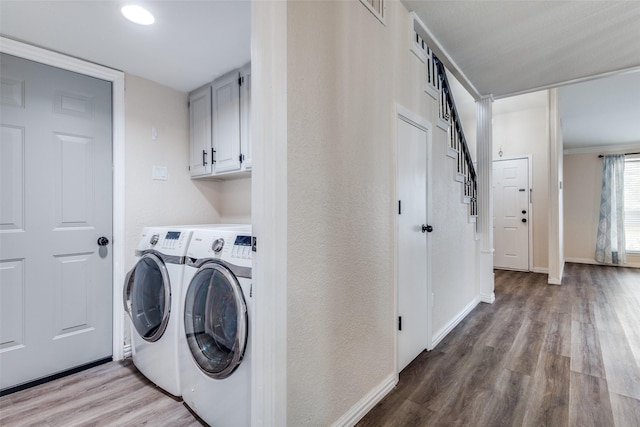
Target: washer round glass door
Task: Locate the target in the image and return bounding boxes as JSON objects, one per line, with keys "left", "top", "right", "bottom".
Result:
{"left": 123, "top": 253, "right": 171, "bottom": 342}
{"left": 184, "top": 262, "right": 247, "bottom": 379}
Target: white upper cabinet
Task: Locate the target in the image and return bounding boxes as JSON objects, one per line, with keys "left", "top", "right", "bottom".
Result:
{"left": 212, "top": 70, "right": 241, "bottom": 174}
{"left": 189, "top": 63, "right": 251, "bottom": 179}
{"left": 240, "top": 63, "right": 252, "bottom": 171}
{"left": 189, "top": 85, "right": 213, "bottom": 177}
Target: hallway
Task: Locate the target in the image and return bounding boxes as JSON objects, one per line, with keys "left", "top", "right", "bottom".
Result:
{"left": 359, "top": 264, "right": 640, "bottom": 426}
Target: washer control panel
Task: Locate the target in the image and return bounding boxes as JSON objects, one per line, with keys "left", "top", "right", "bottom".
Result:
{"left": 158, "top": 231, "right": 187, "bottom": 250}
{"left": 137, "top": 228, "right": 191, "bottom": 256}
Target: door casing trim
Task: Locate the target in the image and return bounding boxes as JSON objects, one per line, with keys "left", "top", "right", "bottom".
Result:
{"left": 1, "top": 36, "right": 126, "bottom": 360}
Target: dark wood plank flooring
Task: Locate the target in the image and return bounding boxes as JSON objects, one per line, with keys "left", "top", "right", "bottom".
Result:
{"left": 0, "top": 359, "right": 204, "bottom": 426}
{"left": 359, "top": 263, "right": 640, "bottom": 427}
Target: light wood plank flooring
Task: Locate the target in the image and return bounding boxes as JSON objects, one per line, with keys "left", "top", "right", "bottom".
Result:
{"left": 358, "top": 263, "right": 640, "bottom": 427}
{"left": 0, "top": 359, "right": 205, "bottom": 426}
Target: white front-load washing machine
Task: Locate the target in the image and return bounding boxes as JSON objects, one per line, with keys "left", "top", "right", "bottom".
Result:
{"left": 179, "top": 225, "right": 253, "bottom": 426}
{"left": 123, "top": 226, "right": 192, "bottom": 397}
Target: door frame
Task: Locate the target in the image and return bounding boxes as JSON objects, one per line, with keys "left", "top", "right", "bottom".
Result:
{"left": 493, "top": 155, "right": 534, "bottom": 272}
{"left": 394, "top": 104, "right": 433, "bottom": 374}
{"left": 1, "top": 37, "right": 126, "bottom": 360}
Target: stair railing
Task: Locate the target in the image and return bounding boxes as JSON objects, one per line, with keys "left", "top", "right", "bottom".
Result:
{"left": 433, "top": 56, "right": 478, "bottom": 217}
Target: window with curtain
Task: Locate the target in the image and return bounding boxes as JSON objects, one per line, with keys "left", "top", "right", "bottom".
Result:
{"left": 595, "top": 154, "right": 626, "bottom": 264}
{"left": 625, "top": 157, "right": 640, "bottom": 252}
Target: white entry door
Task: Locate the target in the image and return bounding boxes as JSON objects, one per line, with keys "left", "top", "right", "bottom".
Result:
{"left": 396, "top": 113, "right": 431, "bottom": 372}
{"left": 0, "top": 53, "right": 113, "bottom": 391}
{"left": 493, "top": 158, "right": 530, "bottom": 270}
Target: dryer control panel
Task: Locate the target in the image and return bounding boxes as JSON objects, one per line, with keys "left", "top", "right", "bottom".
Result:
{"left": 232, "top": 235, "right": 252, "bottom": 260}
{"left": 188, "top": 229, "right": 252, "bottom": 267}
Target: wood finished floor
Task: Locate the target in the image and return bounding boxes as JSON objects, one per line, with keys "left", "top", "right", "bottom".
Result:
{"left": 0, "top": 359, "right": 205, "bottom": 426}
{"left": 2, "top": 263, "right": 639, "bottom": 426}
{"left": 358, "top": 263, "right": 640, "bottom": 427}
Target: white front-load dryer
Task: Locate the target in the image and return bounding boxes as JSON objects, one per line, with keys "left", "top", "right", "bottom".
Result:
{"left": 123, "top": 226, "right": 192, "bottom": 397}
{"left": 179, "top": 225, "right": 252, "bottom": 426}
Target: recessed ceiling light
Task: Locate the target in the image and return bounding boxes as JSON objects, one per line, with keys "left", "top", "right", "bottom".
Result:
{"left": 121, "top": 5, "right": 155, "bottom": 26}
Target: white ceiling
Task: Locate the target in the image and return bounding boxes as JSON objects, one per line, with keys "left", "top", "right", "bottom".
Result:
{"left": 2, "top": 1, "right": 639, "bottom": 148}
{"left": 404, "top": 0, "right": 640, "bottom": 98}
{"left": 559, "top": 70, "right": 640, "bottom": 149}
{"left": 0, "top": 0, "right": 250, "bottom": 93}
{"left": 404, "top": 0, "right": 640, "bottom": 149}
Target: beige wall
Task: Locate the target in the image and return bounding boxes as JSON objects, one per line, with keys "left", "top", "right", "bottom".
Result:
{"left": 124, "top": 75, "right": 223, "bottom": 270}
{"left": 219, "top": 176, "right": 252, "bottom": 224}
{"left": 286, "top": 1, "right": 478, "bottom": 424}
{"left": 448, "top": 73, "right": 477, "bottom": 160}
{"left": 564, "top": 150, "right": 640, "bottom": 267}
{"left": 493, "top": 91, "right": 550, "bottom": 272}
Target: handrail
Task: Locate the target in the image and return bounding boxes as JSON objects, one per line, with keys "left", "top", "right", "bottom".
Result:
{"left": 433, "top": 56, "right": 478, "bottom": 217}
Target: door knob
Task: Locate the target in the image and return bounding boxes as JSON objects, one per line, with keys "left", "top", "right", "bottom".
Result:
{"left": 422, "top": 224, "right": 433, "bottom": 233}
{"left": 97, "top": 236, "right": 109, "bottom": 246}
{"left": 521, "top": 218, "right": 527, "bottom": 223}
{"left": 522, "top": 210, "right": 527, "bottom": 214}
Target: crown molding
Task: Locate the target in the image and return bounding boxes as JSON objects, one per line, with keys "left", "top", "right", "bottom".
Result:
{"left": 563, "top": 142, "right": 640, "bottom": 155}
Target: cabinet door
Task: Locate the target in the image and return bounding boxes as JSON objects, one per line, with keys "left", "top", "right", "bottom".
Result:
{"left": 212, "top": 72, "right": 241, "bottom": 174}
{"left": 240, "top": 64, "right": 252, "bottom": 171}
{"left": 189, "top": 86, "right": 213, "bottom": 177}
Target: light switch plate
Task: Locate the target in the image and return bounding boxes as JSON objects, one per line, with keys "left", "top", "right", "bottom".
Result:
{"left": 152, "top": 165, "right": 168, "bottom": 180}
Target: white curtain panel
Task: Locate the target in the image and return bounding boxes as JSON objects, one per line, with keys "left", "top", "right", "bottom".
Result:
{"left": 595, "top": 154, "right": 626, "bottom": 264}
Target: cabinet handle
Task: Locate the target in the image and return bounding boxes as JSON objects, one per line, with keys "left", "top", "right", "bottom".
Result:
{"left": 212, "top": 148, "right": 216, "bottom": 164}
{"left": 202, "top": 149, "right": 208, "bottom": 166}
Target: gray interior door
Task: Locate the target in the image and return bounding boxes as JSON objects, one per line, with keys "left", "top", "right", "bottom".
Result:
{"left": 0, "top": 53, "right": 113, "bottom": 391}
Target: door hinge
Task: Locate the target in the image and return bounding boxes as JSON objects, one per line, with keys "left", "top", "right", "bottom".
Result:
{"left": 252, "top": 237, "right": 257, "bottom": 252}
{"left": 239, "top": 153, "right": 245, "bottom": 163}
{"left": 238, "top": 75, "right": 242, "bottom": 86}
{"left": 398, "top": 316, "right": 402, "bottom": 331}
{"left": 398, "top": 200, "right": 402, "bottom": 215}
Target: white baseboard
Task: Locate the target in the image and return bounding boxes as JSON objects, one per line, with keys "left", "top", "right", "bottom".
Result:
{"left": 431, "top": 297, "right": 480, "bottom": 349}
{"left": 480, "top": 292, "right": 495, "bottom": 304}
{"left": 531, "top": 267, "right": 549, "bottom": 274}
{"left": 566, "top": 257, "right": 640, "bottom": 269}
{"left": 331, "top": 372, "right": 398, "bottom": 427}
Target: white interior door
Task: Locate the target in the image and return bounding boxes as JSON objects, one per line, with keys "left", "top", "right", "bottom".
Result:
{"left": 0, "top": 53, "right": 113, "bottom": 391}
{"left": 493, "top": 157, "right": 530, "bottom": 271}
{"left": 396, "top": 114, "right": 430, "bottom": 372}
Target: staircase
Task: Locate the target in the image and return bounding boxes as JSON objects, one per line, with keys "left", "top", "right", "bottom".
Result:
{"left": 429, "top": 53, "right": 478, "bottom": 222}
{"left": 412, "top": 17, "right": 477, "bottom": 222}
{"left": 435, "top": 55, "right": 478, "bottom": 221}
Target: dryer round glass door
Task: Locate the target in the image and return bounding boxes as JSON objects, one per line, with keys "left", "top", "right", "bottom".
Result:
{"left": 184, "top": 262, "right": 247, "bottom": 379}
{"left": 123, "top": 253, "right": 171, "bottom": 342}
